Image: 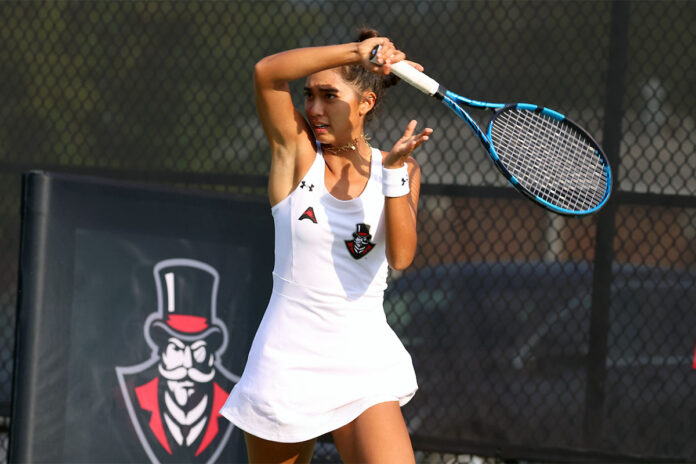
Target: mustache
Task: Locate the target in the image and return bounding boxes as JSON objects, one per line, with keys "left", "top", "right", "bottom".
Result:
{"left": 158, "top": 364, "right": 215, "bottom": 383}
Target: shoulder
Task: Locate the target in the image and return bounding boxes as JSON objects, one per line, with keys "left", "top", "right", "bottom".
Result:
{"left": 268, "top": 128, "right": 319, "bottom": 207}
{"left": 271, "top": 118, "right": 316, "bottom": 161}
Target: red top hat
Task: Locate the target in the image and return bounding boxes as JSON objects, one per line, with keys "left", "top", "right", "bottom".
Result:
{"left": 148, "top": 261, "right": 224, "bottom": 351}
{"left": 354, "top": 223, "right": 371, "bottom": 236}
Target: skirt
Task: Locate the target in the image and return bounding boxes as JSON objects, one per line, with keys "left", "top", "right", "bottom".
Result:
{"left": 219, "top": 274, "right": 418, "bottom": 443}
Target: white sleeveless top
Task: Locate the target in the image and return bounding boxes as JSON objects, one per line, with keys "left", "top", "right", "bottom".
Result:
{"left": 220, "top": 145, "right": 418, "bottom": 443}
{"left": 272, "top": 144, "right": 389, "bottom": 300}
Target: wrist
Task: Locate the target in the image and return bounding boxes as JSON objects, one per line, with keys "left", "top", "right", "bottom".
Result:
{"left": 352, "top": 42, "right": 362, "bottom": 63}
{"left": 382, "top": 163, "right": 410, "bottom": 198}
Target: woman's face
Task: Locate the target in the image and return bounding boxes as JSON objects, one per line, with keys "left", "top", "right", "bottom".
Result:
{"left": 304, "top": 69, "right": 371, "bottom": 147}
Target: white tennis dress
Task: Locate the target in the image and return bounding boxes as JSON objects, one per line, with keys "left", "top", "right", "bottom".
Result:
{"left": 219, "top": 144, "right": 418, "bottom": 442}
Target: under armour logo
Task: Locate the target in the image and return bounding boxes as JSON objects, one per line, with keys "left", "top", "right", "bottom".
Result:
{"left": 300, "top": 181, "right": 315, "bottom": 191}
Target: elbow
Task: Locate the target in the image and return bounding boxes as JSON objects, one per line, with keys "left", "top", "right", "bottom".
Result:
{"left": 254, "top": 55, "right": 281, "bottom": 87}
{"left": 253, "top": 59, "right": 270, "bottom": 85}
{"left": 389, "top": 261, "right": 412, "bottom": 272}
{"left": 387, "top": 251, "right": 415, "bottom": 271}
{"left": 386, "top": 233, "right": 418, "bottom": 271}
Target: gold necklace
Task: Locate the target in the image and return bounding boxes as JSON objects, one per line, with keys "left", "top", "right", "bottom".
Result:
{"left": 322, "top": 134, "right": 371, "bottom": 154}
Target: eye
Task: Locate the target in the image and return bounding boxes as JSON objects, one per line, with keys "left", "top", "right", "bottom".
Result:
{"left": 193, "top": 346, "right": 208, "bottom": 363}
{"left": 162, "top": 343, "right": 184, "bottom": 369}
{"left": 167, "top": 342, "right": 184, "bottom": 355}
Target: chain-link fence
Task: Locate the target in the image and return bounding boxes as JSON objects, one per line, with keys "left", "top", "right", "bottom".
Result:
{"left": 1, "top": 1, "right": 695, "bottom": 462}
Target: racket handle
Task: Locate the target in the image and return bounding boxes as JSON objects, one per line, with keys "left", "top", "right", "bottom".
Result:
{"left": 370, "top": 45, "right": 441, "bottom": 97}
{"left": 389, "top": 61, "right": 440, "bottom": 97}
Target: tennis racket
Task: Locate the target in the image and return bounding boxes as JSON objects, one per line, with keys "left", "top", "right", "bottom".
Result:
{"left": 371, "top": 46, "right": 612, "bottom": 216}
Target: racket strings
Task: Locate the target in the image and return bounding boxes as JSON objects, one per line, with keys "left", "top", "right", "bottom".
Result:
{"left": 490, "top": 109, "right": 608, "bottom": 212}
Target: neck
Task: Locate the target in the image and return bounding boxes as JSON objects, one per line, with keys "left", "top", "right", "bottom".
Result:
{"left": 321, "top": 134, "right": 370, "bottom": 155}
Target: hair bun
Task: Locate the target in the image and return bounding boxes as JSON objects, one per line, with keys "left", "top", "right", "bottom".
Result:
{"left": 357, "top": 27, "right": 399, "bottom": 89}
{"left": 383, "top": 74, "right": 400, "bottom": 89}
{"left": 358, "top": 27, "right": 379, "bottom": 42}
{"left": 340, "top": 27, "right": 400, "bottom": 122}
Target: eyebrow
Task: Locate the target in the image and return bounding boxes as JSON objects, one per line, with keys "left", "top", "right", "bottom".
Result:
{"left": 191, "top": 340, "right": 207, "bottom": 350}
{"left": 303, "top": 85, "right": 339, "bottom": 93}
{"left": 168, "top": 337, "right": 186, "bottom": 349}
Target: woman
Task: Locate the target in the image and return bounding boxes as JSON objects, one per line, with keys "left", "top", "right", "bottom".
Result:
{"left": 220, "top": 29, "right": 433, "bottom": 463}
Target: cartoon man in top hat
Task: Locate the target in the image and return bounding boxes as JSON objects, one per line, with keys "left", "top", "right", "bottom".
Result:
{"left": 345, "top": 223, "right": 376, "bottom": 259}
{"left": 116, "top": 259, "right": 239, "bottom": 464}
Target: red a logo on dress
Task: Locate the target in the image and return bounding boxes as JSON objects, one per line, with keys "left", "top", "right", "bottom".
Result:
{"left": 299, "top": 207, "right": 318, "bottom": 224}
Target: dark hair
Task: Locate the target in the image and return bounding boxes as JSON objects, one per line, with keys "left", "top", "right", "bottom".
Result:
{"left": 339, "top": 28, "right": 399, "bottom": 122}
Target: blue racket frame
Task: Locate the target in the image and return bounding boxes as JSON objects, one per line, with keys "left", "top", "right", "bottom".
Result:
{"left": 441, "top": 90, "right": 612, "bottom": 216}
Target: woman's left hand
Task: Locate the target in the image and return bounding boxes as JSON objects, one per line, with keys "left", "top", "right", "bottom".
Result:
{"left": 360, "top": 38, "right": 406, "bottom": 74}
{"left": 384, "top": 120, "right": 433, "bottom": 169}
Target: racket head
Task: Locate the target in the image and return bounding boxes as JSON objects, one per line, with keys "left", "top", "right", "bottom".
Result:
{"left": 485, "top": 104, "right": 612, "bottom": 216}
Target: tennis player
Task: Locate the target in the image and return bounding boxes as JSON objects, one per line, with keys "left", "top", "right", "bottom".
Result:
{"left": 220, "top": 28, "right": 432, "bottom": 463}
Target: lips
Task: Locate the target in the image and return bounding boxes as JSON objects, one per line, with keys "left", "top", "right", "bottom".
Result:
{"left": 311, "top": 121, "right": 329, "bottom": 133}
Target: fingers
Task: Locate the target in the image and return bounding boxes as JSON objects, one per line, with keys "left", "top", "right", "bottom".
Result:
{"left": 413, "top": 128, "right": 433, "bottom": 148}
{"left": 362, "top": 38, "right": 407, "bottom": 75}
{"left": 382, "top": 48, "right": 406, "bottom": 66}
{"left": 384, "top": 121, "right": 433, "bottom": 169}
{"left": 417, "top": 127, "right": 434, "bottom": 141}
{"left": 402, "top": 119, "right": 418, "bottom": 139}
{"left": 402, "top": 121, "right": 433, "bottom": 146}
{"left": 403, "top": 60, "right": 424, "bottom": 72}
{"left": 397, "top": 121, "right": 433, "bottom": 156}
{"left": 372, "top": 40, "right": 403, "bottom": 65}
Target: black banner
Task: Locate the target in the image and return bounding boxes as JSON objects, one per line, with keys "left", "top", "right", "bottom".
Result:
{"left": 11, "top": 172, "right": 273, "bottom": 463}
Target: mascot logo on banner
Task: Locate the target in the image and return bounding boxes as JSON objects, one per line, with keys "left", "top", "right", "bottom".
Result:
{"left": 116, "top": 259, "right": 238, "bottom": 464}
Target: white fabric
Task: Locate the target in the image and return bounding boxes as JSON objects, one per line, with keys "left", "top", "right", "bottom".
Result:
{"left": 382, "top": 163, "right": 410, "bottom": 197}
{"left": 220, "top": 145, "right": 418, "bottom": 442}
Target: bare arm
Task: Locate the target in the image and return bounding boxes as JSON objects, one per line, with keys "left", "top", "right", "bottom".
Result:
{"left": 383, "top": 120, "right": 432, "bottom": 270}
{"left": 253, "top": 39, "right": 402, "bottom": 205}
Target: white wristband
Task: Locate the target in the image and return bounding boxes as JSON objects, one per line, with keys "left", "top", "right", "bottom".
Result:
{"left": 382, "top": 163, "right": 410, "bottom": 198}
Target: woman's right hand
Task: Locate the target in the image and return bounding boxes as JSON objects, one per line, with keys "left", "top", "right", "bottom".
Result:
{"left": 357, "top": 37, "right": 406, "bottom": 75}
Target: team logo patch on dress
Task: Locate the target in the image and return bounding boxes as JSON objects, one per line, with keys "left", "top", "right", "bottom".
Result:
{"left": 345, "top": 223, "right": 375, "bottom": 259}
{"left": 299, "top": 206, "right": 318, "bottom": 223}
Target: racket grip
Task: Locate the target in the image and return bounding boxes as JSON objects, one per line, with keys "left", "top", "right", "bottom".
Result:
{"left": 369, "top": 45, "right": 440, "bottom": 96}
{"left": 389, "top": 61, "right": 441, "bottom": 97}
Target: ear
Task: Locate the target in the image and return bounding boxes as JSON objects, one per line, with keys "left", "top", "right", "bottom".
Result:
{"left": 359, "top": 91, "right": 376, "bottom": 117}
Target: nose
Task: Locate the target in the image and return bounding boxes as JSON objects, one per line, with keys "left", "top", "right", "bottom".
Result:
{"left": 305, "top": 98, "right": 323, "bottom": 117}
{"left": 183, "top": 346, "right": 193, "bottom": 368}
